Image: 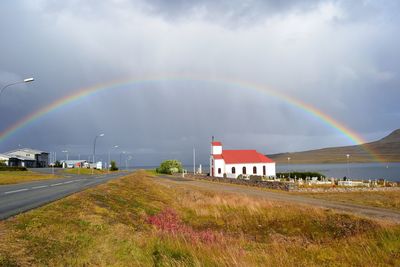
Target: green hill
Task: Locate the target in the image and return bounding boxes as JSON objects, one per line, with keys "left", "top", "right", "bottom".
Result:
{"left": 268, "top": 129, "right": 400, "bottom": 163}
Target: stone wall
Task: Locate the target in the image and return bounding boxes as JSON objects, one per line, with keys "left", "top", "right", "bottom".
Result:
{"left": 195, "top": 176, "right": 298, "bottom": 191}
{"left": 187, "top": 175, "right": 399, "bottom": 193}
{"left": 295, "top": 186, "right": 400, "bottom": 193}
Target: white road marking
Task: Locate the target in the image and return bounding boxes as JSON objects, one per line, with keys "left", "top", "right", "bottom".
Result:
{"left": 4, "top": 188, "right": 29, "bottom": 194}
{"left": 31, "top": 185, "right": 48, "bottom": 189}
{"left": 50, "top": 182, "right": 64, "bottom": 187}
{"left": 63, "top": 181, "right": 74, "bottom": 184}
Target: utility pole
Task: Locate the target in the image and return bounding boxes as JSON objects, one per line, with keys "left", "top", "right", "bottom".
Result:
{"left": 108, "top": 145, "right": 119, "bottom": 173}
{"left": 51, "top": 152, "right": 54, "bottom": 175}
{"left": 92, "top": 133, "right": 104, "bottom": 174}
{"left": 193, "top": 147, "right": 196, "bottom": 174}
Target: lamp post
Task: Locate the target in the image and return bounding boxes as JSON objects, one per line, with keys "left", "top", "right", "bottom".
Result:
{"left": 78, "top": 154, "right": 81, "bottom": 175}
{"left": 0, "top": 77, "right": 34, "bottom": 100}
{"left": 287, "top": 157, "right": 291, "bottom": 179}
{"left": 108, "top": 145, "right": 119, "bottom": 173}
{"left": 62, "top": 150, "right": 69, "bottom": 161}
{"left": 193, "top": 147, "right": 196, "bottom": 174}
{"left": 126, "top": 155, "right": 133, "bottom": 170}
{"left": 120, "top": 151, "right": 126, "bottom": 170}
{"left": 346, "top": 154, "right": 350, "bottom": 178}
{"left": 92, "top": 133, "right": 104, "bottom": 173}
{"left": 119, "top": 151, "right": 129, "bottom": 171}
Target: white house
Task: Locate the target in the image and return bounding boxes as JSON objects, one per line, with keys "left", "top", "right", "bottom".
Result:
{"left": 210, "top": 141, "right": 276, "bottom": 178}
{"left": 2, "top": 148, "right": 49, "bottom": 167}
{"left": 60, "top": 160, "right": 88, "bottom": 168}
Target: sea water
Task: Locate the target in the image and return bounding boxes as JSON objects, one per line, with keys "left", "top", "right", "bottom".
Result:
{"left": 277, "top": 163, "right": 400, "bottom": 181}
{"left": 133, "top": 163, "right": 400, "bottom": 181}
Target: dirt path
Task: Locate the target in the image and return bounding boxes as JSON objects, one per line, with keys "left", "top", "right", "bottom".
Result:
{"left": 154, "top": 175, "right": 400, "bottom": 223}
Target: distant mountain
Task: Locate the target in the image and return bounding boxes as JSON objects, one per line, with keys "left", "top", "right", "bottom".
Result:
{"left": 268, "top": 129, "right": 400, "bottom": 163}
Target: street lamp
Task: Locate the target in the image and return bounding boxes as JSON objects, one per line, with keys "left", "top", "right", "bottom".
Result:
{"left": 346, "top": 154, "right": 350, "bottom": 178}
{"left": 62, "top": 150, "right": 69, "bottom": 161}
{"left": 92, "top": 133, "right": 104, "bottom": 173}
{"left": 120, "top": 151, "right": 127, "bottom": 170}
{"left": 287, "top": 157, "right": 291, "bottom": 179}
{"left": 126, "top": 155, "right": 133, "bottom": 170}
{"left": 0, "top": 77, "right": 34, "bottom": 100}
{"left": 108, "top": 145, "right": 119, "bottom": 173}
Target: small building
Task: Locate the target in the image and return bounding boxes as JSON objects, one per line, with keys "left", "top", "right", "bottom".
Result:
{"left": 89, "top": 161, "right": 103, "bottom": 170}
{"left": 0, "top": 154, "right": 22, "bottom": 167}
{"left": 60, "top": 160, "right": 88, "bottom": 168}
{"left": 3, "top": 148, "right": 49, "bottom": 168}
{"left": 210, "top": 141, "right": 276, "bottom": 178}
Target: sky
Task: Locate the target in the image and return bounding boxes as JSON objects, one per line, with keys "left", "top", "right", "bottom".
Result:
{"left": 0, "top": 0, "right": 399, "bottom": 166}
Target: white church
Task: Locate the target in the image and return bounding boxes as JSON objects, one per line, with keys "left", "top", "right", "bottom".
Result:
{"left": 210, "top": 141, "right": 276, "bottom": 178}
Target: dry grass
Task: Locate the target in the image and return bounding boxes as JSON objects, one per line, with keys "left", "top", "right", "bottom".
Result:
{"left": 0, "top": 171, "right": 399, "bottom": 266}
{"left": 299, "top": 190, "right": 400, "bottom": 211}
{"left": 63, "top": 168, "right": 108, "bottom": 175}
{"left": 0, "top": 171, "right": 59, "bottom": 185}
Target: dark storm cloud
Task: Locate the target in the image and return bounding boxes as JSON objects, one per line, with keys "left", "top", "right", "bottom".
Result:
{"left": 142, "top": 0, "right": 323, "bottom": 22}
{"left": 0, "top": 0, "right": 399, "bottom": 165}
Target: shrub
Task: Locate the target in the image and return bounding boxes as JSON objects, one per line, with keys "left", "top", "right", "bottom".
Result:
{"left": 147, "top": 208, "right": 220, "bottom": 244}
{"left": 156, "top": 160, "right": 183, "bottom": 174}
{"left": 277, "top": 172, "right": 325, "bottom": 180}
{"left": 110, "top": 160, "right": 118, "bottom": 171}
{"left": 54, "top": 160, "right": 62, "bottom": 168}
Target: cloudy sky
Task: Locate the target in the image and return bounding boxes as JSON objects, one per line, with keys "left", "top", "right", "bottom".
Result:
{"left": 0, "top": 0, "right": 399, "bottom": 166}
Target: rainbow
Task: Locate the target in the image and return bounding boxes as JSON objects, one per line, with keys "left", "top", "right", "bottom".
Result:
{"left": 0, "top": 74, "right": 382, "bottom": 161}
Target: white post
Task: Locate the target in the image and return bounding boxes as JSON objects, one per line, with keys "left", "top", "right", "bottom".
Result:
{"left": 108, "top": 150, "right": 110, "bottom": 173}
{"left": 193, "top": 147, "right": 196, "bottom": 174}
{"left": 51, "top": 152, "right": 54, "bottom": 175}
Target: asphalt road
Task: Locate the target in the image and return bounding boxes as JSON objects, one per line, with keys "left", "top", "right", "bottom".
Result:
{"left": 0, "top": 169, "right": 129, "bottom": 220}
{"left": 156, "top": 175, "right": 400, "bottom": 223}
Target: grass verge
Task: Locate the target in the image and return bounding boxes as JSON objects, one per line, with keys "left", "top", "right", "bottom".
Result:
{"left": 298, "top": 190, "right": 400, "bottom": 211}
{"left": 0, "top": 171, "right": 59, "bottom": 185}
{"left": 63, "top": 168, "right": 109, "bottom": 175}
{"left": 0, "top": 171, "right": 399, "bottom": 266}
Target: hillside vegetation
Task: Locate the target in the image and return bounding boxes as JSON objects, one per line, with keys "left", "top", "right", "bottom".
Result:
{"left": 0, "top": 171, "right": 399, "bottom": 266}
{"left": 269, "top": 129, "right": 400, "bottom": 163}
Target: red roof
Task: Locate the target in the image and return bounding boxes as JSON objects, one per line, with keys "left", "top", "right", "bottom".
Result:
{"left": 213, "top": 150, "right": 274, "bottom": 164}
{"left": 212, "top": 141, "right": 222, "bottom": 146}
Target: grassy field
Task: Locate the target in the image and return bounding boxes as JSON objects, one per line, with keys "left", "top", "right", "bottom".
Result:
{"left": 63, "top": 168, "right": 109, "bottom": 175}
{"left": 0, "top": 171, "right": 59, "bottom": 185}
{"left": 0, "top": 171, "right": 399, "bottom": 266}
{"left": 299, "top": 190, "right": 400, "bottom": 211}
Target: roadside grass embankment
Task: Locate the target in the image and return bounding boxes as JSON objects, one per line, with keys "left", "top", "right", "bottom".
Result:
{"left": 298, "top": 190, "right": 400, "bottom": 212}
{"left": 0, "top": 171, "right": 399, "bottom": 266}
{"left": 0, "top": 171, "right": 59, "bottom": 185}
{"left": 63, "top": 168, "right": 109, "bottom": 175}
